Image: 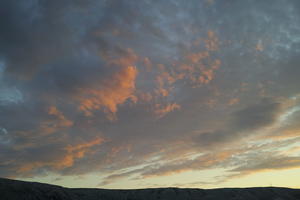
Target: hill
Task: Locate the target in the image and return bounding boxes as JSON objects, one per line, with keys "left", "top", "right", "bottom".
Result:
{"left": 1, "top": 178, "right": 300, "bottom": 200}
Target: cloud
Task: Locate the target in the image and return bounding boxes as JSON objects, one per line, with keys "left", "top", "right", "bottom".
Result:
{"left": 47, "top": 106, "right": 73, "bottom": 128}
{"left": 0, "top": 127, "right": 10, "bottom": 144}
{"left": 0, "top": 87, "right": 23, "bottom": 105}
{"left": 98, "top": 167, "right": 144, "bottom": 186}
{"left": 139, "top": 136, "right": 300, "bottom": 185}
{"left": 1, "top": 0, "right": 300, "bottom": 188}
{"left": 140, "top": 151, "right": 234, "bottom": 178}
{"left": 0, "top": 0, "right": 79, "bottom": 78}
{"left": 96, "top": 150, "right": 235, "bottom": 185}
{"left": 153, "top": 103, "right": 181, "bottom": 118}
{"left": 228, "top": 98, "right": 240, "bottom": 106}
{"left": 227, "top": 148, "right": 300, "bottom": 180}
{"left": 192, "top": 131, "right": 232, "bottom": 149}
{"left": 1, "top": 136, "right": 104, "bottom": 177}
{"left": 191, "top": 98, "right": 283, "bottom": 149}
{"left": 0, "top": 127, "right": 7, "bottom": 135}
{"left": 77, "top": 65, "right": 138, "bottom": 119}
{"left": 231, "top": 98, "right": 282, "bottom": 131}
{"left": 278, "top": 56, "right": 300, "bottom": 96}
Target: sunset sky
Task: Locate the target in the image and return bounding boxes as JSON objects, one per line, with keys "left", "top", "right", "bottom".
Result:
{"left": 1, "top": 0, "right": 300, "bottom": 189}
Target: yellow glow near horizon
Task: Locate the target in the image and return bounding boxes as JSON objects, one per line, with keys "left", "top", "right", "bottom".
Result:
{"left": 20, "top": 167, "right": 300, "bottom": 189}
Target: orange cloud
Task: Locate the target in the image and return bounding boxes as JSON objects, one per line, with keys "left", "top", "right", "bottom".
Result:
{"left": 174, "top": 32, "right": 221, "bottom": 86}
{"left": 138, "top": 92, "right": 153, "bottom": 102}
{"left": 20, "top": 106, "right": 74, "bottom": 137}
{"left": 77, "top": 66, "right": 138, "bottom": 120}
{"left": 185, "top": 51, "right": 209, "bottom": 64}
{"left": 63, "top": 137, "right": 104, "bottom": 168}
{"left": 17, "top": 137, "right": 104, "bottom": 174}
{"left": 75, "top": 48, "right": 139, "bottom": 120}
{"left": 197, "top": 59, "right": 221, "bottom": 84}
{"left": 228, "top": 98, "right": 240, "bottom": 106}
{"left": 154, "top": 87, "right": 170, "bottom": 97}
{"left": 148, "top": 64, "right": 178, "bottom": 100}
{"left": 154, "top": 103, "right": 181, "bottom": 118}
{"left": 89, "top": 32, "right": 221, "bottom": 120}
{"left": 134, "top": 31, "right": 221, "bottom": 110}
{"left": 48, "top": 106, "right": 73, "bottom": 128}
{"left": 205, "top": 30, "right": 219, "bottom": 51}
{"left": 154, "top": 64, "right": 177, "bottom": 90}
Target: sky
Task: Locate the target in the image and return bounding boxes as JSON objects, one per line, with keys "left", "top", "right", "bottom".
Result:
{"left": 1, "top": 0, "right": 300, "bottom": 189}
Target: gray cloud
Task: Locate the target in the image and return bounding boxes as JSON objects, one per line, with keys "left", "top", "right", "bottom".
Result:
{"left": 231, "top": 98, "right": 282, "bottom": 131}
{"left": 232, "top": 155, "right": 300, "bottom": 173}
{"left": 1, "top": 0, "right": 300, "bottom": 188}
{"left": 192, "top": 98, "right": 283, "bottom": 150}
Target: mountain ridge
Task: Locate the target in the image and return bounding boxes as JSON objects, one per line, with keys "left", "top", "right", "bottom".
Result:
{"left": 1, "top": 177, "right": 300, "bottom": 200}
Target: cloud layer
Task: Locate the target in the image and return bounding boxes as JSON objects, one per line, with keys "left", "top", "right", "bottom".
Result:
{"left": 1, "top": 0, "right": 300, "bottom": 188}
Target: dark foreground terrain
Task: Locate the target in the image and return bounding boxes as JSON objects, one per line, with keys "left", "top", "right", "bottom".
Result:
{"left": 1, "top": 178, "right": 300, "bottom": 200}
